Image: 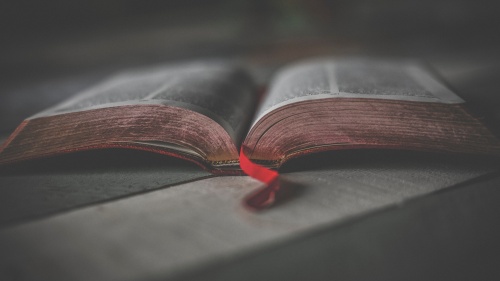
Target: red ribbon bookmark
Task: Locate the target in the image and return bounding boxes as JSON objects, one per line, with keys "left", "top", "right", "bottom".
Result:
{"left": 239, "top": 146, "right": 280, "bottom": 210}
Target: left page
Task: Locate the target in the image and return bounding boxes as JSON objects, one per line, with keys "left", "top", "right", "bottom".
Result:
{"left": 0, "top": 61, "right": 258, "bottom": 170}
{"left": 34, "top": 61, "right": 257, "bottom": 144}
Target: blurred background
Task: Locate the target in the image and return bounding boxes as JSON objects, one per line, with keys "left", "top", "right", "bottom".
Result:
{"left": 1, "top": 0, "right": 500, "bottom": 135}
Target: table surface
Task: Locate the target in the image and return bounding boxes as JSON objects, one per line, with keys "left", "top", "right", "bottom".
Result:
{"left": 1, "top": 148, "right": 500, "bottom": 281}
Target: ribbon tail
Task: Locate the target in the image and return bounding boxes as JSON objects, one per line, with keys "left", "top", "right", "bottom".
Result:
{"left": 239, "top": 146, "right": 280, "bottom": 210}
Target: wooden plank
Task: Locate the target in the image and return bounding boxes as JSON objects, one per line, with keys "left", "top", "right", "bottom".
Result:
{"left": 0, "top": 151, "right": 497, "bottom": 281}
{"left": 173, "top": 173, "right": 500, "bottom": 281}
{"left": 0, "top": 149, "right": 211, "bottom": 227}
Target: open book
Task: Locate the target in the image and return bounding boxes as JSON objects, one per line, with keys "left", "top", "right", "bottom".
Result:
{"left": 1, "top": 58, "right": 500, "bottom": 174}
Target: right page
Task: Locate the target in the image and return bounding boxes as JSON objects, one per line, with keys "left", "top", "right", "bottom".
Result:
{"left": 244, "top": 58, "right": 500, "bottom": 167}
{"left": 252, "top": 58, "right": 464, "bottom": 122}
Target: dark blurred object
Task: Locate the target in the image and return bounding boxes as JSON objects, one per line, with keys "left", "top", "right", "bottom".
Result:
{"left": 2, "top": 0, "right": 500, "bottom": 81}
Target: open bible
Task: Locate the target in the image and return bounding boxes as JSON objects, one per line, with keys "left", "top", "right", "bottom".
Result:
{"left": 1, "top": 58, "right": 500, "bottom": 174}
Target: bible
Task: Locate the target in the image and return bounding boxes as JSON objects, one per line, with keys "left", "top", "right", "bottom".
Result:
{"left": 1, "top": 58, "right": 500, "bottom": 174}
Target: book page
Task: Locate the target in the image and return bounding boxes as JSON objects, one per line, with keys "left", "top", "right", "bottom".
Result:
{"left": 253, "top": 58, "right": 464, "bottom": 125}
{"left": 33, "top": 61, "right": 257, "bottom": 143}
